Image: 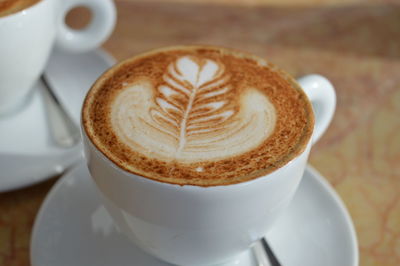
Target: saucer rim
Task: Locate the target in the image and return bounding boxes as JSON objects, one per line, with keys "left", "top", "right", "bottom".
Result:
{"left": 0, "top": 147, "right": 81, "bottom": 193}
{"left": 30, "top": 163, "right": 359, "bottom": 266}
{"left": 306, "top": 165, "right": 359, "bottom": 266}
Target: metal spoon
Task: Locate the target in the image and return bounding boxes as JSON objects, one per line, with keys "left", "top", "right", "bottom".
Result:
{"left": 40, "top": 74, "right": 81, "bottom": 147}
{"left": 252, "top": 237, "right": 282, "bottom": 266}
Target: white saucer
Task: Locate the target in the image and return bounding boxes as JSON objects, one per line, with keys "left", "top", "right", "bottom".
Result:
{"left": 31, "top": 163, "right": 358, "bottom": 266}
{"left": 0, "top": 49, "right": 114, "bottom": 192}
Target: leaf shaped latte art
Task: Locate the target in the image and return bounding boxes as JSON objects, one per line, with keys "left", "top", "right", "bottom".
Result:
{"left": 111, "top": 56, "right": 277, "bottom": 162}
{"left": 151, "top": 56, "right": 233, "bottom": 152}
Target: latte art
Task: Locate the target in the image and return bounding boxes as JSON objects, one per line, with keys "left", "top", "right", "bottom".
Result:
{"left": 83, "top": 46, "right": 314, "bottom": 186}
{"left": 112, "top": 56, "right": 276, "bottom": 162}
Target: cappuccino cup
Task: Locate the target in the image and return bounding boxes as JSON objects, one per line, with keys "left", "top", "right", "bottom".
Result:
{"left": 81, "top": 46, "right": 336, "bottom": 265}
{"left": 0, "top": 0, "right": 116, "bottom": 115}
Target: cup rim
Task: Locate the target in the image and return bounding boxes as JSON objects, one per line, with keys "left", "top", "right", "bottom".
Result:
{"left": 0, "top": 0, "right": 48, "bottom": 21}
{"left": 81, "top": 45, "right": 315, "bottom": 188}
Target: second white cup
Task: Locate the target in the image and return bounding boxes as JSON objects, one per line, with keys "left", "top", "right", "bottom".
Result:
{"left": 0, "top": 0, "right": 116, "bottom": 115}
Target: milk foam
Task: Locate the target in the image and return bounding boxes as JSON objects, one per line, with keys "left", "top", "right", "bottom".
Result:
{"left": 111, "top": 56, "right": 276, "bottom": 162}
{"left": 83, "top": 46, "right": 314, "bottom": 186}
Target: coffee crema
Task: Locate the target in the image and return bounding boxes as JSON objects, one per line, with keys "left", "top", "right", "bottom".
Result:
{"left": 82, "top": 46, "right": 314, "bottom": 186}
{"left": 0, "top": 0, "right": 40, "bottom": 17}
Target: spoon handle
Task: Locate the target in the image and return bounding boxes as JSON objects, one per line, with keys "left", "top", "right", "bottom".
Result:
{"left": 252, "top": 237, "right": 282, "bottom": 266}
{"left": 40, "top": 75, "right": 80, "bottom": 148}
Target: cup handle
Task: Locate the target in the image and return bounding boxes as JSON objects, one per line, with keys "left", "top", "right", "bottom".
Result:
{"left": 55, "top": 0, "right": 116, "bottom": 52}
{"left": 297, "top": 74, "right": 336, "bottom": 145}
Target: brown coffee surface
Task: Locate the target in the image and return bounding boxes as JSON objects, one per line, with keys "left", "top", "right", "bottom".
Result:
{"left": 0, "top": 0, "right": 40, "bottom": 17}
{"left": 82, "top": 46, "right": 314, "bottom": 186}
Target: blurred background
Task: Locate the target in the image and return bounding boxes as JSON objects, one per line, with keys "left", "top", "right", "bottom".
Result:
{"left": 1, "top": 0, "right": 400, "bottom": 265}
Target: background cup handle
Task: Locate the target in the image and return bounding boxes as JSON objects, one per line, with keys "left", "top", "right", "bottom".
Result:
{"left": 297, "top": 74, "right": 336, "bottom": 145}
{"left": 56, "top": 0, "right": 116, "bottom": 52}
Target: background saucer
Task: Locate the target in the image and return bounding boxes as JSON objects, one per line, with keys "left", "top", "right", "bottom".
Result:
{"left": 0, "top": 48, "right": 115, "bottom": 192}
{"left": 31, "top": 163, "right": 358, "bottom": 266}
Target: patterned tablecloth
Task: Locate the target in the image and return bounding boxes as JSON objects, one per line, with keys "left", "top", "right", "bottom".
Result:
{"left": 1, "top": 0, "right": 399, "bottom": 265}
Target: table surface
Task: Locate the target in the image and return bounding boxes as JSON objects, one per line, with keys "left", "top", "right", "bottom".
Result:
{"left": 1, "top": 0, "right": 400, "bottom": 265}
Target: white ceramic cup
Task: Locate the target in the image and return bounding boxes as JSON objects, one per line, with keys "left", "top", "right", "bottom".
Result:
{"left": 0, "top": 0, "right": 116, "bottom": 115}
{"left": 82, "top": 74, "right": 336, "bottom": 266}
